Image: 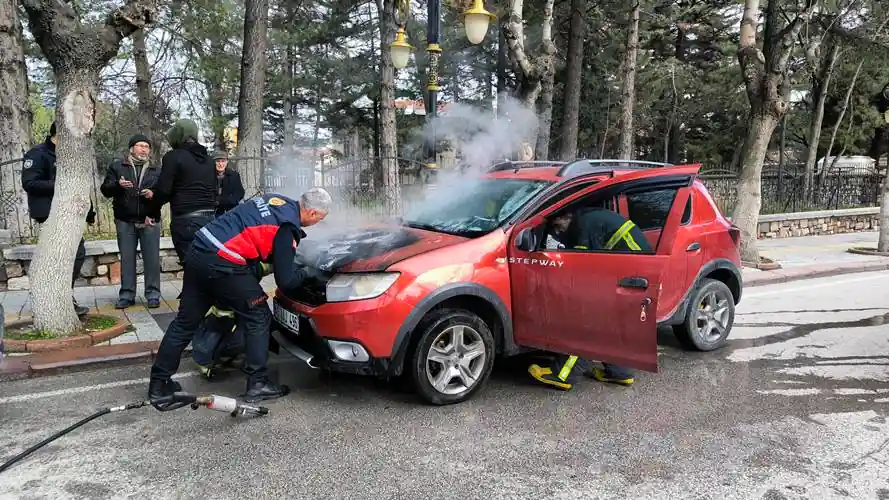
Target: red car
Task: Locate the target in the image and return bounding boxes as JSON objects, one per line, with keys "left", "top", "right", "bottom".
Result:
{"left": 270, "top": 159, "right": 742, "bottom": 405}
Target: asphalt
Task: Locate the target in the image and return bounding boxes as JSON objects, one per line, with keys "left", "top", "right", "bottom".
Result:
{"left": 1, "top": 271, "right": 888, "bottom": 499}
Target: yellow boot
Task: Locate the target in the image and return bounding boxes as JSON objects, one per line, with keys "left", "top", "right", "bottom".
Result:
{"left": 588, "top": 367, "right": 634, "bottom": 386}
{"left": 528, "top": 364, "right": 573, "bottom": 391}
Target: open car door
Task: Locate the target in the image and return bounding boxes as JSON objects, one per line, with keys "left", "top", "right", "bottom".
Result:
{"left": 507, "top": 165, "right": 699, "bottom": 372}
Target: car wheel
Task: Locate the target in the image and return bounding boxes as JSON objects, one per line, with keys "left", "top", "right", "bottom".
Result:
{"left": 674, "top": 278, "right": 735, "bottom": 351}
{"left": 407, "top": 308, "right": 496, "bottom": 405}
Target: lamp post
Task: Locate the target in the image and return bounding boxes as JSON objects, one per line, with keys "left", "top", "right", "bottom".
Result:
{"left": 390, "top": 0, "right": 495, "bottom": 171}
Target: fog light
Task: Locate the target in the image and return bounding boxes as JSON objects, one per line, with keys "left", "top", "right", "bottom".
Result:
{"left": 328, "top": 340, "right": 370, "bottom": 362}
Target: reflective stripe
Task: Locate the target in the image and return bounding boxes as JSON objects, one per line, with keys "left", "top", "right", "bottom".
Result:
{"left": 604, "top": 220, "right": 636, "bottom": 250}
{"left": 622, "top": 232, "right": 642, "bottom": 251}
{"left": 206, "top": 306, "right": 234, "bottom": 318}
{"left": 199, "top": 227, "right": 247, "bottom": 264}
{"left": 558, "top": 355, "right": 578, "bottom": 381}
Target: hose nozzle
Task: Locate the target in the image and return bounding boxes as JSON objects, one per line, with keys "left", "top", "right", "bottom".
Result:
{"left": 193, "top": 395, "right": 269, "bottom": 417}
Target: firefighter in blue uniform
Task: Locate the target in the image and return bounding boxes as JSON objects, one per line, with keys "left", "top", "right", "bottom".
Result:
{"left": 148, "top": 188, "right": 331, "bottom": 404}
{"left": 21, "top": 121, "right": 95, "bottom": 316}
{"left": 528, "top": 206, "right": 651, "bottom": 390}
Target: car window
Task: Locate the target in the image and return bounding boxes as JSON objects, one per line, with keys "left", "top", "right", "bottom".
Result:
{"left": 681, "top": 196, "right": 692, "bottom": 225}
{"left": 626, "top": 188, "right": 679, "bottom": 230}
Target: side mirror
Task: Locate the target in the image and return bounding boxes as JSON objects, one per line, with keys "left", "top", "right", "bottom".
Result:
{"left": 515, "top": 228, "right": 537, "bottom": 252}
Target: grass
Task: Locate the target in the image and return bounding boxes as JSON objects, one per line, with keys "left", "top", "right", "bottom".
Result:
{"left": 4, "top": 314, "right": 120, "bottom": 341}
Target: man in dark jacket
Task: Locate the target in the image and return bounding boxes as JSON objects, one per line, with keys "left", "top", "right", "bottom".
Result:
{"left": 148, "top": 188, "right": 332, "bottom": 404}
{"left": 21, "top": 121, "right": 95, "bottom": 316}
{"left": 213, "top": 150, "right": 245, "bottom": 215}
{"left": 100, "top": 134, "right": 163, "bottom": 309}
{"left": 527, "top": 206, "right": 650, "bottom": 391}
{"left": 142, "top": 119, "right": 217, "bottom": 264}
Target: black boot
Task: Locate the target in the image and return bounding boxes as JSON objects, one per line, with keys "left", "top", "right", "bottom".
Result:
{"left": 244, "top": 380, "right": 290, "bottom": 403}
{"left": 147, "top": 378, "right": 183, "bottom": 401}
{"left": 73, "top": 298, "right": 89, "bottom": 317}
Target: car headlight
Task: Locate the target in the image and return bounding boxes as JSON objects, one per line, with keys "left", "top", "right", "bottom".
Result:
{"left": 325, "top": 272, "right": 400, "bottom": 302}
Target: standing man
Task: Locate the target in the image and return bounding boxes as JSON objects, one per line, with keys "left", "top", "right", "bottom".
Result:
{"left": 213, "top": 151, "right": 245, "bottom": 216}
{"left": 527, "top": 206, "right": 647, "bottom": 390}
{"left": 100, "top": 134, "right": 163, "bottom": 309}
{"left": 148, "top": 188, "right": 332, "bottom": 404}
{"left": 21, "top": 121, "right": 95, "bottom": 316}
{"left": 142, "top": 119, "right": 217, "bottom": 264}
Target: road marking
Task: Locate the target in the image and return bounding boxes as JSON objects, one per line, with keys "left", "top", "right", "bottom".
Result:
{"left": 0, "top": 371, "right": 200, "bottom": 405}
{"left": 745, "top": 273, "right": 888, "bottom": 299}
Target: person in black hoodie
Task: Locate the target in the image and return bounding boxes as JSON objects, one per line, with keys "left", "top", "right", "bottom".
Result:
{"left": 20, "top": 121, "right": 95, "bottom": 316}
{"left": 141, "top": 119, "right": 217, "bottom": 264}
{"left": 213, "top": 150, "right": 245, "bottom": 215}
{"left": 100, "top": 134, "right": 163, "bottom": 309}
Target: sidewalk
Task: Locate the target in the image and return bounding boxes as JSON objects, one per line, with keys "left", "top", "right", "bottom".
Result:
{"left": 2, "top": 232, "right": 887, "bottom": 379}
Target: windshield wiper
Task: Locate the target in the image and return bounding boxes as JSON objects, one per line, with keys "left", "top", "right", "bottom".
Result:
{"left": 403, "top": 221, "right": 441, "bottom": 232}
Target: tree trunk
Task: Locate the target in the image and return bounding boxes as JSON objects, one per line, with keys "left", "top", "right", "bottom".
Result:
{"left": 558, "top": 0, "right": 586, "bottom": 161}
{"left": 733, "top": 111, "right": 779, "bottom": 264}
{"left": 822, "top": 59, "right": 864, "bottom": 172}
{"left": 30, "top": 70, "right": 99, "bottom": 333}
{"left": 21, "top": 0, "right": 155, "bottom": 335}
{"left": 0, "top": 0, "right": 31, "bottom": 240}
{"left": 535, "top": 59, "right": 555, "bottom": 159}
{"left": 133, "top": 28, "right": 162, "bottom": 164}
{"left": 236, "top": 0, "right": 269, "bottom": 193}
{"left": 803, "top": 42, "right": 840, "bottom": 198}
{"left": 618, "top": 1, "right": 640, "bottom": 160}
{"left": 282, "top": 3, "right": 297, "bottom": 154}
{"left": 378, "top": 0, "right": 400, "bottom": 215}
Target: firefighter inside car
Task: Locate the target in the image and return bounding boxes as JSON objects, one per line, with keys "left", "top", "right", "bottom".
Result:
{"left": 527, "top": 203, "right": 651, "bottom": 390}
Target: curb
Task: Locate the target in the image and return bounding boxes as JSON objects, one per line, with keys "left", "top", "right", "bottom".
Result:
{"left": 0, "top": 341, "right": 190, "bottom": 381}
{"left": 2, "top": 317, "right": 131, "bottom": 353}
{"left": 744, "top": 260, "right": 889, "bottom": 288}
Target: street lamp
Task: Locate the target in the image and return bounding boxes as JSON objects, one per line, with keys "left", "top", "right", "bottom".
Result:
{"left": 389, "top": 0, "right": 495, "bottom": 171}
{"left": 462, "top": 0, "right": 496, "bottom": 45}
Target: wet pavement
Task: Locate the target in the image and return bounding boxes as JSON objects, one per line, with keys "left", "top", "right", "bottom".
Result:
{"left": 1, "top": 271, "right": 888, "bottom": 499}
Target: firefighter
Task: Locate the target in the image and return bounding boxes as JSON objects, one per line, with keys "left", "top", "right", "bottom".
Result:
{"left": 21, "top": 121, "right": 95, "bottom": 316}
{"left": 147, "top": 188, "right": 331, "bottom": 404}
{"left": 527, "top": 206, "right": 651, "bottom": 390}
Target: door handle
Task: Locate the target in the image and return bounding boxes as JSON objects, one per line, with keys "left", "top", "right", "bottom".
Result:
{"left": 686, "top": 242, "right": 701, "bottom": 252}
{"left": 618, "top": 276, "right": 649, "bottom": 290}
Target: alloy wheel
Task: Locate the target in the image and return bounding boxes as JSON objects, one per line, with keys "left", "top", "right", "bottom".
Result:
{"left": 425, "top": 325, "right": 487, "bottom": 396}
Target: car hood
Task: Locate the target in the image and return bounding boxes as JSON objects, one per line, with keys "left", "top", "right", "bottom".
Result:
{"left": 295, "top": 224, "right": 468, "bottom": 274}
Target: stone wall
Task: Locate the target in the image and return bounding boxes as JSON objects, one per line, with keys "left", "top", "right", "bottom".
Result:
{"left": 0, "top": 238, "right": 184, "bottom": 291}
{"left": 756, "top": 207, "right": 881, "bottom": 239}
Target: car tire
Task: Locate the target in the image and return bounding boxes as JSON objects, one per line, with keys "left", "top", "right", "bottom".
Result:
{"left": 407, "top": 308, "right": 496, "bottom": 406}
{"left": 674, "top": 278, "right": 736, "bottom": 352}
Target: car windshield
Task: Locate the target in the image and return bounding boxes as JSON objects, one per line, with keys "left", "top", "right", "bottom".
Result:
{"left": 402, "top": 178, "right": 552, "bottom": 237}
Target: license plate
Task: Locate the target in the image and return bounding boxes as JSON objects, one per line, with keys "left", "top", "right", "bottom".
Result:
{"left": 273, "top": 301, "right": 300, "bottom": 335}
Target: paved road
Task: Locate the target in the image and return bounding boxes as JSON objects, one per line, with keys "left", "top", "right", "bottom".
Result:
{"left": 1, "top": 271, "right": 888, "bottom": 499}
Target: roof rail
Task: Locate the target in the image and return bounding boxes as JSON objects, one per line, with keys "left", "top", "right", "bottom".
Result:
{"left": 556, "top": 159, "right": 674, "bottom": 178}
{"left": 488, "top": 160, "right": 568, "bottom": 173}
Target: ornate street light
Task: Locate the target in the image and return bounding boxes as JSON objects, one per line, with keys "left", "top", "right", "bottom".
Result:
{"left": 462, "top": 0, "right": 496, "bottom": 45}
{"left": 388, "top": 1, "right": 495, "bottom": 170}
{"left": 390, "top": 27, "right": 414, "bottom": 70}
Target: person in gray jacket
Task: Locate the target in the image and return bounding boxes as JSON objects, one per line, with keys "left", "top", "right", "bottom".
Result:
{"left": 100, "top": 134, "right": 162, "bottom": 309}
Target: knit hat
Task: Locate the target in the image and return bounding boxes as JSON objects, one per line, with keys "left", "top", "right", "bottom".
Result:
{"left": 165, "top": 119, "right": 200, "bottom": 148}
{"left": 49, "top": 121, "right": 57, "bottom": 137}
{"left": 214, "top": 150, "right": 229, "bottom": 160}
{"left": 128, "top": 134, "right": 151, "bottom": 149}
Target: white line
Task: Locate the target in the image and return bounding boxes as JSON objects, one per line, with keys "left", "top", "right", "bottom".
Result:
{"left": 745, "top": 272, "right": 888, "bottom": 299}
{"left": 0, "top": 371, "right": 200, "bottom": 405}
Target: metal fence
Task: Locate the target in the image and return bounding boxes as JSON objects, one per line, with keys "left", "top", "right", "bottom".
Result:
{"left": 0, "top": 155, "right": 883, "bottom": 244}
{"left": 698, "top": 163, "right": 885, "bottom": 216}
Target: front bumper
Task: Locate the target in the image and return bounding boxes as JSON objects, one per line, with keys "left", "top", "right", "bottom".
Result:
{"left": 270, "top": 301, "right": 396, "bottom": 377}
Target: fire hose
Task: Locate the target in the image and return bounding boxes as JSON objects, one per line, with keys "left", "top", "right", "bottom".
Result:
{"left": 0, "top": 392, "right": 269, "bottom": 475}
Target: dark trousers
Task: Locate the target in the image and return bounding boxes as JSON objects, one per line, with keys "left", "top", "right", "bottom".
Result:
{"left": 550, "top": 353, "right": 634, "bottom": 384}
{"left": 169, "top": 210, "right": 216, "bottom": 264}
{"left": 115, "top": 219, "right": 161, "bottom": 301}
{"left": 150, "top": 246, "right": 272, "bottom": 386}
{"left": 73, "top": 237, "right": 85, "bottom": 286}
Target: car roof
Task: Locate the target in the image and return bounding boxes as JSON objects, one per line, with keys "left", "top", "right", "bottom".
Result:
{"left": 482, "top": 159, "right": 690, "bottom": 183}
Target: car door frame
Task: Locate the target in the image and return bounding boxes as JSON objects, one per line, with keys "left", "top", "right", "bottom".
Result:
{"left": 505, "top": 166, "right": 700, "bottom": 371}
